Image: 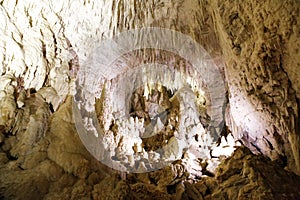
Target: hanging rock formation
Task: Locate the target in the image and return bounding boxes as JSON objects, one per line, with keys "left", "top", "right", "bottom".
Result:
{"left": 0, "top": 0, "right": 300, "bottom": 199}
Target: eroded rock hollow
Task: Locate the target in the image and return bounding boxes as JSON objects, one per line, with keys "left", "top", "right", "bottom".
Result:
{"left": 0, "top": 0, "right": 300, "bottom": 199}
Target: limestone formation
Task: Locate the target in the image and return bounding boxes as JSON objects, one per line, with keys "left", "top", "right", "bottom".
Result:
{"left": 0, "top": 0, "right": 300, "bottom": 199}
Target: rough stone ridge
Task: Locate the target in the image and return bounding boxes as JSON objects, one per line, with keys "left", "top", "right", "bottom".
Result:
{"left": 210, "top": 0, "right": 300, "bottom": 174}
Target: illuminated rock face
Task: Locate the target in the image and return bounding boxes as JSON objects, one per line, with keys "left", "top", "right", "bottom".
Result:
{"left": 211, "top": 0, "right": 300, "bottom": 174}
{"left": 0, "top": 0, "right": 300, "bottom": 199}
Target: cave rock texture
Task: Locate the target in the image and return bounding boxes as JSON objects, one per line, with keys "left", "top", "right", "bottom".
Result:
{"left": 0, "top": 0, "right": 300, "bottom": 199}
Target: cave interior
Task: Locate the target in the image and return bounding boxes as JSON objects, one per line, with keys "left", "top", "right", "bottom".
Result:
{"left": 0, "top": 0, "right": 300, "bottom": 199}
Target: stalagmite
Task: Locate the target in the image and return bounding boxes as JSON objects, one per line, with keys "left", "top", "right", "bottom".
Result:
{"left": 0, "top": 0, "right": 300, "bottom": 199}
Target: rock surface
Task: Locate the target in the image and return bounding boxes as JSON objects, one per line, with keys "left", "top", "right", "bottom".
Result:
{"left": 0, "top": 0, "right": 300, "bottom": 199}
{"left": 0, "top": 97, "right": 299, "bottom": 199}
{"left": 211, "top": 0, "right": 300, "bottom": 175}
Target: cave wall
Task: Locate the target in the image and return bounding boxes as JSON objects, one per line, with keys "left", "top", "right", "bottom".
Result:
{"left": 0, "top": 1, "right": 300, "bottom": 198}
{"left": 1, "top": 0, "right": 300, "bottom": 199}
{"left": 210, "top": 0, "right": 300, "bottom": 174}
